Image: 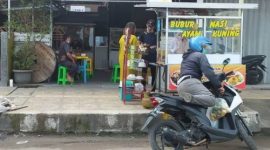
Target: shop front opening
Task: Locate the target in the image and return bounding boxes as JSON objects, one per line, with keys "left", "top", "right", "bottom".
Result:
{"left": 51, "top": 1, "right": 156, "bottom": 84}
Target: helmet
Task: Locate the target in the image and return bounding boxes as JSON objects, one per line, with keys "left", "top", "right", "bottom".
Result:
{"left": 189, "top": 36, "right": 212, "bottom": 53}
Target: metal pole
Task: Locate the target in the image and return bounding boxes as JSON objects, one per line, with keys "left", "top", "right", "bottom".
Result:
{"left": 32, "top": 0, "right": 34, "bottom": 41}
{"left": 239, "top": 0, "right": 244, "bottom": 16}
{"left": 240, "top": 0, "right": 244, "bottom": 62}
{"left": 8, "top": 0, "right": 10, "bottom": 38}
{"left": 50, "top": 0, "right": 53, "bottom": 47}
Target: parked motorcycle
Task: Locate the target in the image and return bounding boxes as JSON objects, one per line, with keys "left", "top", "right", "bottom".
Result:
{"left": 242, "top": 55, "right": 266, "bottom": 85}
{"left": 141, "top": 58, "right": 257, "bottom": 150}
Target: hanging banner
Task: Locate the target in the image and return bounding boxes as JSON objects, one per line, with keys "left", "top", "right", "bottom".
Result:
{"left": 168, "top": 64, "right": 246, "bottom": 91}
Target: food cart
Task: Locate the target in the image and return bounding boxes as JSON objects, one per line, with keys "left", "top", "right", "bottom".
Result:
{"left": 136, "top": 0, "right": 258, "bottom": 93}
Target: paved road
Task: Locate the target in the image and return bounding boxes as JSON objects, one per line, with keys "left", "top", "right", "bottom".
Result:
{"left": 0, "top": 132, "right": 270, "bottom": 150}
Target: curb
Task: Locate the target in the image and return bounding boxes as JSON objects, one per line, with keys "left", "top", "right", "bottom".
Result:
{"left": 240, "top": 107, "right": 261, "bottom": 133}
{"left": 0, "top": 113, "right": 148, "bottom": 134}
{"left": 259, "top": 120, "right": 270, "bottom": 133}
{"left": 0, "top": 108, "right": 262, "bottom": 134}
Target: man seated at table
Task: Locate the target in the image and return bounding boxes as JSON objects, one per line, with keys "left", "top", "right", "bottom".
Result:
{"left": 59, "top": 35, "right": 78, "bottom": 83}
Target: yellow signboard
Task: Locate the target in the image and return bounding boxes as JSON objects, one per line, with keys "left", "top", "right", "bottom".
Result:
{"left": 168, "top": 64, "right": 246, "bottom": 91}
{"left": 209, "top": 20, "right": 241, "bottom": 37}
{"left": 169, "top": 19, "right": 241, "bottom": 38}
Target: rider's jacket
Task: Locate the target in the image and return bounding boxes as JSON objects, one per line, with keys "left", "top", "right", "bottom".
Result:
{"left": 180, "top": 49, "right": 221, "bottom": 89}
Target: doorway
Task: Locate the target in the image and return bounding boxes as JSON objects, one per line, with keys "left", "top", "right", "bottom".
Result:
{"left": 95, "top": 36, "right": 108, "bottom": 69}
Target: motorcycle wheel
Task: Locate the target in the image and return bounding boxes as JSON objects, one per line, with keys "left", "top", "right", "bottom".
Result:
{"left": 148, "top": 119, "right": 184, "bottom": 150}
{"left": 236, "top": 116, "right": 257, "bottom": 150}
{"left": 247, "top": 69, "right": 264, "bottom": 85}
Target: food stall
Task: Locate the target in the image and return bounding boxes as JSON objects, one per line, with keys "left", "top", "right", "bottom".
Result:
{"left": 136, "top": 0, "right": 258, "bottom": 93}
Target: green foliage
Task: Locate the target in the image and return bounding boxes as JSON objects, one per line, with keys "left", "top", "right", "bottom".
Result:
{"left": 6, "top": 0, "right": 50, "bottom": 35}
{"left": 3, "top": 0, "right": 50, "bottom": 70}
{"left": 13, "top": 41, "right": 36, "bottom": 70}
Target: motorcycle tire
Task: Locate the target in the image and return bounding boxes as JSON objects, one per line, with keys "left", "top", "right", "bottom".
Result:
{"left": 148, "top": 119, "right": 184, "bottom": 150}
{"left": 246, "top": 69, "right": 264, "bottom": 85}
{"left": 236, "top": 116, "right": 257, "bottom": 150}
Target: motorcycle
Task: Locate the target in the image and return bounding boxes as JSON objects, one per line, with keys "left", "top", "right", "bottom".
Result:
{"left": 242, "top": 55, "right": 266, "bottom": 85}
{"left": 141, "top": 58, "right": 257, "bottom": 150}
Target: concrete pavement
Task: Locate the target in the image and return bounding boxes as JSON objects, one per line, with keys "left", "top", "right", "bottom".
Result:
{"left": 1, "top": 132, "right": 270, "bottom": 150}
{"left": 0, "top": 83, "right": 268, "bottom": 134}
{"left": 0, "top": 83, "right": 150, "bottom": 133}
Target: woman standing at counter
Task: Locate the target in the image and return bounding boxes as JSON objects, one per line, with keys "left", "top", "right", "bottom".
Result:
{"left": 118, "top": 22, "right": 139, "bottom": 82}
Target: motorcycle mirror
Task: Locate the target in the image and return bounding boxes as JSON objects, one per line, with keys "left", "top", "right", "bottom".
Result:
{"left": 223, "top": 58, "right": 231, "bottom": 66}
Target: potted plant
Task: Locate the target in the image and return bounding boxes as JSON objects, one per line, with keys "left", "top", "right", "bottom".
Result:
{"left": 13, "top": 41, "right": 36, "bottom": 83}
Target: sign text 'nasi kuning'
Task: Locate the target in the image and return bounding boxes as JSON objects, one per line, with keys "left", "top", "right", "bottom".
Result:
{"left": 169, "top": 20, "right": 241, "bottom": 38}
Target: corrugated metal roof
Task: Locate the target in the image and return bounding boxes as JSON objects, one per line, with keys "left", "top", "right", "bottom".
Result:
{"left": 243, "top": 0, "right": 270, "bottom": 83}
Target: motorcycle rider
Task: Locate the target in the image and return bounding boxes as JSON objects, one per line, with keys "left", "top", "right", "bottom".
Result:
{"left": 177, "top": 36, "right": 225, "bottom": 107}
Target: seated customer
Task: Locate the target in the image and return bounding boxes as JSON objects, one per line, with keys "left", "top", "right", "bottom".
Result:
{"left": 59, "top": 35, "right": 78, "bottom": 83}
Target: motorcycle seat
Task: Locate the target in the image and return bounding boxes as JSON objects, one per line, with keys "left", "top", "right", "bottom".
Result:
{"left": 157, "top": 94, "right": 207, "bottom": 109}
{"left": 242, "top": 55, "right": 266, "bottom": 64}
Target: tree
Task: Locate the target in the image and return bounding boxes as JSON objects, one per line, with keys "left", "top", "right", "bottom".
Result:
{"left": 5, "top": 0, "right": 50, "bottom": 70}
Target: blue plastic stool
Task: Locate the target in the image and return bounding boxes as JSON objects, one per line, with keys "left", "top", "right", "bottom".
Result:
{"left": 78, "top": 59, "right": 87, "bottom": 83}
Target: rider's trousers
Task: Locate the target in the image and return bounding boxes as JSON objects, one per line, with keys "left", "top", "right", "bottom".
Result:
{"left": 177, "top": 78, "right": 216, "bottom": 107}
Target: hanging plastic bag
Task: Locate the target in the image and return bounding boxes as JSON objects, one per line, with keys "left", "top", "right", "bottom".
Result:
{"left": 209, "top": 98, "right": 230, "bottom": 121}
{"left": 134, "top": 83, "right": 144, "bottom": 93}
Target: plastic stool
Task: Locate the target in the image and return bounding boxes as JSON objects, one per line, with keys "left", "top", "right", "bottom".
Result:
{"left": 86, "top": 58, "right": 93, "bottom": 78}
{"left": 78, "top": 60, "right": 87, "bottom": 83}
{"left": 57, "top": 66, "right": 68, "bottom": 85}
{"left": 112, "top": 64, "right": 120, "bottom": 83}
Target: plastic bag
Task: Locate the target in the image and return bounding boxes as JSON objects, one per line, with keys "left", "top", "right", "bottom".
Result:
{"left": 209, "top": 98, "right": 230, "bottom": 121}
{"left": 134, "top": 83, "right": 144, "bottom": 93}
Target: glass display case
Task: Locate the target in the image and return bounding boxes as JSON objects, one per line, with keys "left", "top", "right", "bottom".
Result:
{"left": 148, "top": 3, "right": 257, "bottom": 92}
{"left": 157, "top": 8, "right": 243, "bottom": 66}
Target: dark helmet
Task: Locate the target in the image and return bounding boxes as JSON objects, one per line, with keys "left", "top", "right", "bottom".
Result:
{"left": 189, "top": 36, "right": 212, "bottom": 53}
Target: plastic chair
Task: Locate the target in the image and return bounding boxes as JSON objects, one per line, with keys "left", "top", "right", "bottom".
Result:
{"left": 57, "top": 66, "right": 68, "bottom": 85}
{"left": 112, "top": 64, "right": 120, "bottom": 83}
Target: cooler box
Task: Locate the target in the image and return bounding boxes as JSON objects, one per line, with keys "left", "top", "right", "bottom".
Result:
{"left": 119, "top": 81, "right": 134, "bottom": 101}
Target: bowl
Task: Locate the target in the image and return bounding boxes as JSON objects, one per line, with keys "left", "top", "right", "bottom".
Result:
{"left": 138, "top": 62, "right": 146, "bottom": 68}
{"left": 127, "top": 74, "right": 136, "bottom": 80}
{"left": 136, "top": 76, "right": 144, "bottom": 80}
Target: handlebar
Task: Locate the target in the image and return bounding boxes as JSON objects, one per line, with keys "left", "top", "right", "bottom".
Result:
{"left": 225, "top": 71, "right": 234, "bottom": 77}
{"left": 218, "top": 71, "right": 235, "bottom": 82}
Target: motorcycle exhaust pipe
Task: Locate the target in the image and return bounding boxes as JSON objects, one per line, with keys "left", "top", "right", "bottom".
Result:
{"left": 163, "top": 128, "right": 207, "bottom": 146}
{"left": 191, "top": 139, "right": 207, "bottom": 146}
{"left": 162, "top": 128, "right": 190, "bottom": 145}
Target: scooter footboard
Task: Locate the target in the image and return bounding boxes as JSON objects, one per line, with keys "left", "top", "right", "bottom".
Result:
{"left": 202, "top": 113, "right": 238, "bottom": 142}
{"left": 218, "top": 113, "right": 237, "bottom": 130}
{"left": 200, "top": 124, "right": 238, "bottom": 142}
